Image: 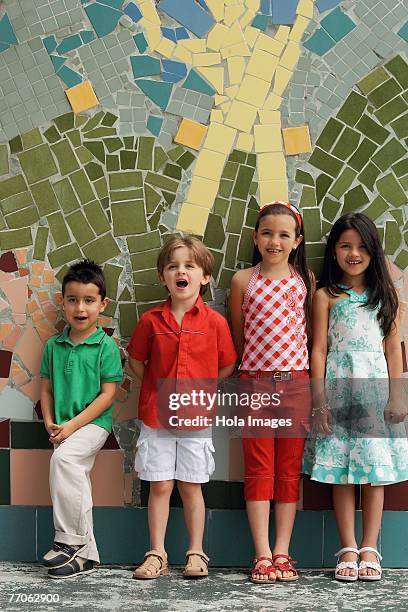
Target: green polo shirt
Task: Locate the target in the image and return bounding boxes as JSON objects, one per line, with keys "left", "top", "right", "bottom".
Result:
{"left": 40, "top": 326, "right": 123, "bottom": 433}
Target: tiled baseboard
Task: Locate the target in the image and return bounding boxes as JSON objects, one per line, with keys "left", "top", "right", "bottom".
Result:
{"left": 0, "top": 507, "right": 407, "bottom": 567}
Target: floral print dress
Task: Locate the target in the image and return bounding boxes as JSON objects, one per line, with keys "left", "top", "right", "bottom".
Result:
{"left": 303, "top": 287, "right": 408, "bottom": 485}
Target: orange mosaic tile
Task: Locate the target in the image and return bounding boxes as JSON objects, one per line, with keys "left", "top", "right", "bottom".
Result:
{"left": 42, "top": 302, "right": 58, "bottom": 324}
{"left": 11, "top": 361, "right": 30, "bottom": 386}
{"left": 0, "top": 323, "right": 13, "bottom": 343}
{"left": 53, "top": 292, "right": 63, "bottom": 305}
{"left": 29, "top": 275, "right": 42, "bottom": 288}
{"left": 0, "top": 378, "right": 8, "bottom": 393}
{"left": 27, "top": 300, "right": 40, "bottom": 315}
{"left": 15, "top": 322, "right": 44, "bottom": 375}
{"left": 32, "top": 309, "right": 45, "bottom": 324}
{"left": 14, "top": 249, "right": 28, "bottom": 265}
{"left": 3, "top": 325, "right": 23, "bottom": 350}
{"left": 36, "top": 322, "right": 58, "bottom": 344}
{"left": 42, "top": 270, "right": 55, "bottom": 284}
{"left": 99, "top": 315, "right": 113, "bottom": 327}
{"left": 11, "top": 449, "right": 52, "bottom": 505}
{"left": 0, "top": 276, "right": 28, "bottom": 324}
{"left": 19, "top": 268, "right": 29, "bottom": 277}
{"left": 38, "top": 290, "right": 49, "bottom": 303}
{"left": 32, "top": 262, "right": 45, "bottom": 275}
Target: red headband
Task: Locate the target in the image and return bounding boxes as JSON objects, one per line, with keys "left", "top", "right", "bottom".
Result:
{"left": 259, "top": 201, "right": 302, "bottom": 228}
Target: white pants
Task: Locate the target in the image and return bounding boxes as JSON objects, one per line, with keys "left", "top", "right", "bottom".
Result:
{"left": 49, "top": 424, "right": 108, "bottom": 563}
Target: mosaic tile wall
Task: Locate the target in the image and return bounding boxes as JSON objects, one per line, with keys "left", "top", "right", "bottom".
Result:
{"left": 0, "top": 0, "right": 407, "bottom": 511}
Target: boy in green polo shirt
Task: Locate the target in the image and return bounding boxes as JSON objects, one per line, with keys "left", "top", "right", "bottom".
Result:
{"left": 40, "top": 259, "right": 123, "bottom": 579}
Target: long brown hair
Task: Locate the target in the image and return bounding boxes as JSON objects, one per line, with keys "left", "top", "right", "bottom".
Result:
{"left": 319, "top": 212, "right": 398, "bottom": 337}
{"left": 253, "top": 204, "right": 313, "bottom": 350}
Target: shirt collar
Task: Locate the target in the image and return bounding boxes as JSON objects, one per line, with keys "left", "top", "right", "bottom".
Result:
{"left": 55, "top": 325, "right": 106, "bottom": 346}
{"left": 161, "top": 295, "right": 207, "bottom": 328}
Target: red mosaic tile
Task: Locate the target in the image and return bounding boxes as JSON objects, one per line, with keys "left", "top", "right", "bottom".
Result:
{"left": 0, "top": 252, "right": 18, "bottom": 273}
{"left": 384, "top": 481, "right": 408, "bottom": 510}
{"left": 0, "top": 349, "right": 13, "bottom": 377}
{"left": 0, "top": 419, "right": 10, "bottom": 448}
{"left": 19, "top": 268, "right": 29, "bottom": 277}
{"left": 34, "top": 400, "right": 43, "bottom": 420}
{"left": 102, "top": 432, "right": 120, "bottom": 449}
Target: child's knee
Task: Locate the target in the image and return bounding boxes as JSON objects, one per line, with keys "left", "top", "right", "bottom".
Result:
{"left": 149, "top": 480, "right": 174, "bottom": 496}
{"left": 177, "top": 481, "right": 202, "bottom": 498}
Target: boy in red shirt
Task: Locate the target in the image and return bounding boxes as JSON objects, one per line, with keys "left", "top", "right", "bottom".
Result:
{"left": 128, "top": 236, "right": 236, "bottom": 580}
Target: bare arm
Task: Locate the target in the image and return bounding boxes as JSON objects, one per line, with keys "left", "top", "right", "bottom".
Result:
{"left": 218, "top": 363, "right": 235, "bottom": 378}
{"left": 310, "top": 289, "right": 331, "bottom": 434}
{"left": 384, "top": 307, "right": 406, "bottom": 423}
{"left": 128, "top": 357, "right": 145, "bottom": 380}
{"left": 229, "top": 270, "right": 250, "bottom": 360}
{"left": 51, "top": 381, "right": 118, "bottom": 444}
{"left": 40, "top": 378, "right": 58, "bottom": 437}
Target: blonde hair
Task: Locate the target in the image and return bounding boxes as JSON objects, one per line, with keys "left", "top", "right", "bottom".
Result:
{"left": 157, "top": 236, "right": 214, "bottom": 295}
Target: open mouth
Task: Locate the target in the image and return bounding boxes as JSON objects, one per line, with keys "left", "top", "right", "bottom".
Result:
{"left": 74, "top": 316, "right": 87, "bottom": 321}
{"left": 347, "top": 261, "right": 362, "bottom": 265}
{"left": 267, "top": 249, "right": 281, "bottom": 254}
{"left": 176, "top": 280, "right": 188, "bottom": 288}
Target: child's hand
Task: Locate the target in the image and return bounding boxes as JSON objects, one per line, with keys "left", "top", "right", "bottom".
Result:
{"left": 49, "top": 421, "right": 77, "bottom": 444}
{"left": 312, "top": 405, "right": 332, "bottom": 435}
{"left": 384, "top": 400, "right": 407, "bottom": 424}
{"left": 45, "top": 422, "right": 60, "bottom": 438}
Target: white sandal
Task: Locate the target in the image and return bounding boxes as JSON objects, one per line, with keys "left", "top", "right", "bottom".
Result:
{"left": 358, "top": 547, "right": 382, "bottom": 581}
{"left": 334, "top": 547, "right": 359, "bottom": 582}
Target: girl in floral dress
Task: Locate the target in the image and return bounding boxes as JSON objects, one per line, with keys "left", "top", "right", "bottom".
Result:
{"left": 303, "top": 212, "right": 408, "bottom": 582}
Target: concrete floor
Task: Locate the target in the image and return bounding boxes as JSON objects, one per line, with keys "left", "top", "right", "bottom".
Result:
{"left": 0, "top": 564, "right": 407, "bottom": 612}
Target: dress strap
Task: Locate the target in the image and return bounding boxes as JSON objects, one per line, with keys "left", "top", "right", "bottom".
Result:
{"left": 242, "top": 263, "right": 261, "bottom": 312}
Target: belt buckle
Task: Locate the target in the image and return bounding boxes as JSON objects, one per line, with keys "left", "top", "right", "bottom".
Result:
{"left": 273, "top": 371, "right": 291, "bottom": 381}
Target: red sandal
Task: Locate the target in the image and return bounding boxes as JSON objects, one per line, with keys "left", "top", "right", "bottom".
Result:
{"left": 272, "top": 554, "right": 299, "bottom": 582}
{"left": 249, "top": 556, "right": 276, "bottom": 584}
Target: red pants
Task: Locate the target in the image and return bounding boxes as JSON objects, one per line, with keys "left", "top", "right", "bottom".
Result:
{"left": 241, "top": 370, "right": 309, "bottom": 502}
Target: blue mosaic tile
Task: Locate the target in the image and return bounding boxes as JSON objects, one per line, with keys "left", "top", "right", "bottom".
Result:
{"left": 182, "top": 69, "right": 215, "bottom": 96}
{"left": 159, "top": 0, "right": 215, "bottom": 38}
{"left": 134, "top": 33, "right": 148, "bottom": 54}
{"left": 0, "top": 42, "right": 9, "bottom": 53}
{"left": 0, "top": 14, "right": 17, "bottom": 47}
{"left": 79, "top": 30, "right": 96, "bottom": 44}
{"left": 131, "top": 56, "right": 161, "bottom": 78}
{"left": 56, "top": 34, "right": 82, "bottom": 55}
{"left": 50, "top": 55, "right": 66, "bottom": 72}
{"left": 147, "top": 115, "right": 163, "bottom": 136}
{"left": 316, "top": 0, "right": 341, "bottom": 12}
{"left": 271, "top": 0, "right": 298, "bottom": 25}
{"left": 320, "top": 7, "right": 356, "bottom": 43}
{"left": 196, "top": 0, "right": 210, "bottom": 11}
{"left": 175, "top": 27, "right": 190, "bottom": 40}
{"left": 124, "top": 1, "right": 142, "bottom": 22}
{"left": 261, "top": 0, "right": 272, "bottom": 15}
{"left": 398, "top": 21, "right": 408, "bottom": 43}
{"left": 162, "top": 60, "right": 187, "bottom": 78}
{"left": 251, "top": 15, "right": 269, "bottom": 31}
{"left": 135, "top": 79, "right": 173, "bottom": 111}
{"left": 304, "top": 29, "right": 335, "bottom": 56}
{"left": 84, "top": 2, "right": 123, "bottom": 37}
{"left": 43, "top": 36, "right": 57, "bottom": 53}
{"left": 162, "top": 72, "right": 184, "bottom": 83}
{"left": 161, "top": 27, "right": 177, "bottom": 42}
{"left": 58, "top": 65, "right": 83, "bottom": 88}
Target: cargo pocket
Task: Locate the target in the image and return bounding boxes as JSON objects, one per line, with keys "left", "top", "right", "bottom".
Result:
{"left": 204, "top": 440, "right": 215, "bottom": 476}
{"left": 134, "top": 438, "right": 148, "bottom": 473}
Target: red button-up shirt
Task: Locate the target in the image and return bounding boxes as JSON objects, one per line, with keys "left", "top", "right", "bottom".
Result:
{"left": 127, "top": 296, "right": 237, "bottom": 428}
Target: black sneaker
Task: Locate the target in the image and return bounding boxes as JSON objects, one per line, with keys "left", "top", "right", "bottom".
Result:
{"left": 43, "top": 543, "right": 86, "bottom": 568}
{"left": 48, "top": 558, "right": 96, "bottom": 580}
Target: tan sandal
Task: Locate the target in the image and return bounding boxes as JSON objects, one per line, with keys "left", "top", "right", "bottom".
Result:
{"left": 183, "top": 550, "right": 209, "bottom": 578}
{"left": 133, "top": 550, "right": 168, "bottom": 580}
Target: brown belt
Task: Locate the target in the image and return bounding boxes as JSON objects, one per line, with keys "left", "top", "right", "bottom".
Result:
{"left": 242, "top": 370, "right": 308, "bottom": 381}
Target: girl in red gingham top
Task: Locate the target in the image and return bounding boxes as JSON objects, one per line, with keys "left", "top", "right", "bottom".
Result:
{"left": 230, "top": 202, "right": 314, "bottom": 584}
